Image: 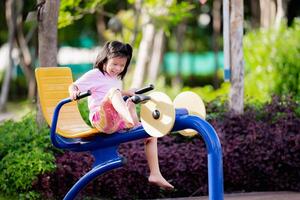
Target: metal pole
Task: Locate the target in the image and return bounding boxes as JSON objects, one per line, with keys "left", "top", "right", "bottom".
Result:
{"left": 223, "top": 0, "right": 230, "bottom": 82}
{"left": 173, "top": 114, "right": 224, "bottom": 200}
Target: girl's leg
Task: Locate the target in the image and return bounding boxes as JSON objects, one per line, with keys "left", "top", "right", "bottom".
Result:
{"left": 109, "top": 89, "right": 135, "bottom": 126}
{"left": 126, "top": 99, "right": 140, "bottom": 126}
{"left": 145, "top": 137, "right": 174, "bottom": 190}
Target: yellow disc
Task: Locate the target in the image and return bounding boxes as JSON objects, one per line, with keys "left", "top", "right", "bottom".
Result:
{"left": 173, "top": 91, "right": 206, "bottom": 137}
{"left": 140, "top": 92, "right": 175, "bottom": 137}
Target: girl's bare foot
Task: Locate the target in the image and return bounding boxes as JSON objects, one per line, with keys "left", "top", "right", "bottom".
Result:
{"left": 148, "top": 174, "right": 174, "bottom": 190}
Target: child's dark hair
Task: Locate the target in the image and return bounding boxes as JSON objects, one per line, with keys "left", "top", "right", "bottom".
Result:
{"left": 94, "top": 41, "right": 133, "bottom": 79}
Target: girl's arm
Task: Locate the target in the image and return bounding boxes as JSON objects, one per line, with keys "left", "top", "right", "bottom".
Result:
{"left": 68, "top": 84, "right": 81, "bottom": 100}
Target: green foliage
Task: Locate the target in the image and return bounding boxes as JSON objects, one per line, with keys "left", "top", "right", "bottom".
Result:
{"left": 182, "top": 82, "right": 230, "bottom": 103}
{"left": 272, "top": 21, "right": 300, "bottom": 96}
{"left": 153, "top": 76, "right": 182, "bottom": 99}
{"left": 0, "top": 71, "right": 3, "bottom": 83}
{"left": 0, "top": 114, "right": 55, "bottom": 198}
{"left": 78, "top": 99, "right": 90, "bottom": 125}
{"left": 244, "top": 28, "right": 277, "bottom": 103}
{"left": 142, "top": 0, "right": 195, "bottom": 33}
{"left": 244, "top": 20, "right": 300, "bottom": 102}
{"left": 103, "top": 9, "right": 142, "bottom": 45}
{"left": 59, "top": 0, "right": 107, "bottom": 29}
{"left": 0, "top": 194, "right": 18, "bottom": 200}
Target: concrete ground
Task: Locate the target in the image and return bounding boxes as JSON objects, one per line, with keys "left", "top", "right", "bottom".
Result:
{"left": 153, "top": 191, "right": 300, "bottom": 200}
{"left": 0, "top": 112, "right": 14, "bottom": 123}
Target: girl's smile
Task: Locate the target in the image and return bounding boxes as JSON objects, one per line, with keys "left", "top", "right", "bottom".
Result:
{"left": 105, "top": 57, "right": 127, "bottom": 77}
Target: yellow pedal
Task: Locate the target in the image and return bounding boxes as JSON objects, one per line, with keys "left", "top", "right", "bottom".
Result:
{"left": 140, "top": 92, "right": 175, "bottom": 137}
{"left": 173, "top": 91, "right": 206, "bottom": 137}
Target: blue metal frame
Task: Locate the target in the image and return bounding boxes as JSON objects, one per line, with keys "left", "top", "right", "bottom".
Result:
{"left": 50, "top": 98, "right": 224, "bottom": 200}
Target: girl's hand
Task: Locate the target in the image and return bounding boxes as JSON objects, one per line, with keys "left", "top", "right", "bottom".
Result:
{"left": 69, "top": 84, "right": 81, "bottom": 100}
{"left": 123, "top": 88, "right": 136, "bottom": 96}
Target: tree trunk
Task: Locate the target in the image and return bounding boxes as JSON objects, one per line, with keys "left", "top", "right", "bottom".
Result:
{"left": 15, "top": 0, "right": 36, "bottom": 100}
{"left": 0, "top": 0, "right": 17, "bottom": 112}
{"left": 250, "top": 0, "right": 260, "bottom": 28}
{"left": 96, "top": 12, "right": 106, "bottom": 45}
{"left": 36, "top": 0, "right": 60, "bottom": 127}
{"left": 274, "top": 0, "right": 284, "bottom": 28}
{"left": 212, "top": 0, "right": 221, "bottom": 89}
{"left": 229, "top": 0, "right": 244, "bottom": 115}
{"left": 172, "top": 22, "right": 186, "bottom": 88}
{"left": 38, "top": 0, "right": 59, "bottom": 67}
{"left": 260, "top": 0, "right": 277, "bottom": 28}
{"left": 130, "top": 22, "right": 155, "bottom": 88}
{"left": 147, "top": 28, "right": 165, "bottom": 84}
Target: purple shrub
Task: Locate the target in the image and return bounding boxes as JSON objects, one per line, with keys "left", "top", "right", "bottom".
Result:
{"left": 34, "top": 152, "right": 94, "bottom": 199}
{"left": 210, "top": 96, "right": 300, "bottom": 192}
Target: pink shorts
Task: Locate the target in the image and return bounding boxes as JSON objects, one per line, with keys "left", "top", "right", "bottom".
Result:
{"left": 91, "top": 89, "right": 134, "bottom": 134}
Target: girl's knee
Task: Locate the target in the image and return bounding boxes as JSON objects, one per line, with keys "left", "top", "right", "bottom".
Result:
{"left": 108, "top": 88, "right": 121, "bottom": 99}
{"left": 144, "top": 137, "right": 157, "bottom": 144}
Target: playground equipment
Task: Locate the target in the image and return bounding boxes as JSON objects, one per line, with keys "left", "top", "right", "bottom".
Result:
{"left": 35, "top": 67, "right": 224, "bottom": 200}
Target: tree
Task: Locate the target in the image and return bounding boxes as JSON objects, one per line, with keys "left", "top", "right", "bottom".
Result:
{"left": 36, "top": 0, "right": 60, "bottom": 126}
{"left": 130, "top": 0, "right": 194, "bottom": 88}
{"left": 212, "top": 0, "right": 221, "bottom": 89}
{"left": 223, "top": 0, "right": 245, "bottom": 115}
{"left": 0, "top": 0, "right": 18, "bottom": 112}
{"left": 16, "top": 0, "right": 36, "bottom": 100}
{"left": 147, "top": 28, "right": 165, "bottom": 83}
{"left": 0, "top": 0, "right": 39, "bottom": 112}
{"left": 130, "top": 19, "right": 155, "bottom": 88}
{"left": 58, "top": 0, "right": 106, "bottom": 29}
{"left": 249, "top": 0, "right": 286, "bottom": 29}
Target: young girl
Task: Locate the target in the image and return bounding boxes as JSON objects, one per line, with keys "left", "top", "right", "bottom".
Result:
{"left": 69, "top": 41, "right": 174, "bottom": 190}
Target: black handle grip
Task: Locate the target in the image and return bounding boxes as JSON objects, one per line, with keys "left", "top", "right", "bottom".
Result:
{"left": 135, "top": 84, "right": 154, "bottom": 94}
{"left": 130, "top": 94, "right": 151, "bottom": 104}
{"left": 76, "top": 90, "right": 91, "bottom": 100}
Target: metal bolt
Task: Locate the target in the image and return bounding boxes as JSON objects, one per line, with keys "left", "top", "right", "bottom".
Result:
{"left": 152, "top": 110, "right": 160, "bottom": 119}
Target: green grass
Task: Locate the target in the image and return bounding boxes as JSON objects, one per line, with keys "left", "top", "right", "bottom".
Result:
{"left": 0, "top": 194, "right": 18, "bottom": 200}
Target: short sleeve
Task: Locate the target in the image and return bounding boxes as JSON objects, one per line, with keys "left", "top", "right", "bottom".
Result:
{"left": 118, "top": 80, "right": 123, "bottom": 90}
{"left": 74, "top": 70, "right": 97, "bottom": 92}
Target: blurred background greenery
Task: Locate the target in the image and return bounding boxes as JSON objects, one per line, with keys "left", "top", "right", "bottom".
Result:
{"left": 1, "top": 0, "right": 299, "bottom": 114}
{"left": 0, "top": 0, "right": 299, "bottom": 114}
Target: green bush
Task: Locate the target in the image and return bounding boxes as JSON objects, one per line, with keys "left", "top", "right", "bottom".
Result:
{"left": 244, "top": 20, "right": 300, "bottom": 102}
{"left": 244, "top": 28, "right": 276, "bottom": 103}
{"left": 272, "top": 21, "right": 300, "bottom": 96}
{"left": 0, "top": 113, "right": 55, "bottom": 199}
{"left": 78, "top": 99, "right": 90, "bottom": 125}
{"left": 182, "top": 82, "right": 230, "bottom": 103}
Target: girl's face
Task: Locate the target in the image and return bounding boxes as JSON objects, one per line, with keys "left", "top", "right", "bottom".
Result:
{"left": 104, "top": 56, "right": 127, "bottom": 77}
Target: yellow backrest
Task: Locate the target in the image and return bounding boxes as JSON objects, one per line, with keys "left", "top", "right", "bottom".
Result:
{"left": 35, "top": 67, "right": 98, "bottom": 138}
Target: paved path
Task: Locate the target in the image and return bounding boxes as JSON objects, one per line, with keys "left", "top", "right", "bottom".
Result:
{"left": 152, "top": 191, "right": 300, "bottom": 200}
{"left": 0, "top": 112, "right": 14, "bottom": 123}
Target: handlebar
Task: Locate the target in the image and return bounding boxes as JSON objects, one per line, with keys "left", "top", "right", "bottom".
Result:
{"left": 135, "top": 84, "right": 154, "bottom": 94}
{"left": 76, "top": 90, "right": 92, "bottom": 100}
{"left": 130, "top": 95, "right": 151, "bottom": 104}
{"left": 123, "top": 84, "right": 154, "bottom": 102}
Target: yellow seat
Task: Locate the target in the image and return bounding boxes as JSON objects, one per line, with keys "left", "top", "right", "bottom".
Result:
{"left": 35, "top": 67, "right": 99, "bottom": 138}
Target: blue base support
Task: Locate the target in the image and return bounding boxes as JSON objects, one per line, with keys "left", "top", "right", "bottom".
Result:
{"left": 63, "top": 146, "right": 125, "bottom": 200}
{"left": 173, "top": 111, "right": 224, "bottom": 200}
